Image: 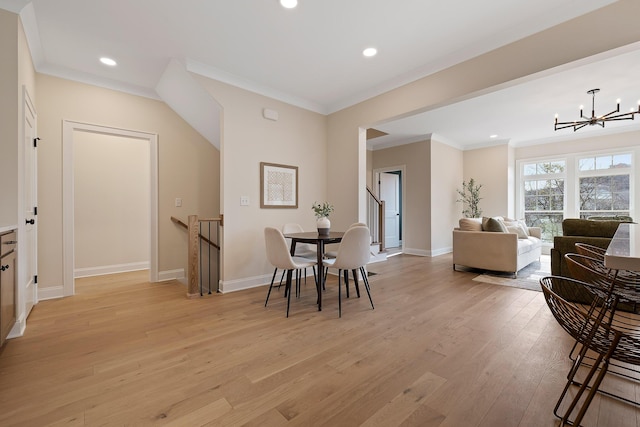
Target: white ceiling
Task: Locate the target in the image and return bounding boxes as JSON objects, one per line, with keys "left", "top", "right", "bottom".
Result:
{"left": 2, "top": 0, "right": 639, "bottom": 149}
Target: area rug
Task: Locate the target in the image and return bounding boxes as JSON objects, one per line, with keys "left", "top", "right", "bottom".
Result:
{"left": 472, "top": 255, "right": 550, "bottom": 292}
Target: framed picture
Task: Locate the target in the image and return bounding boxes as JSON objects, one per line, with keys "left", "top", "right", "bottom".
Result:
{"left": 260, "top": 162, "right": 298, "bottom": 208}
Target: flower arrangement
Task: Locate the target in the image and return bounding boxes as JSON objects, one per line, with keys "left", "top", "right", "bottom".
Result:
{"left": 312, "top": 201, "right": 334, "bottom": 218}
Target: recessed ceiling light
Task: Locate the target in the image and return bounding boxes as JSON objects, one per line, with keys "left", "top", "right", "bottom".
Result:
{"left": 363, "top": 47, "right": 377, "bottom": 57}
{"left": 100, "top": 57, "right": 117, "bottom": 67}
{"left": 490, "top": 134, "right": 498, "bottom": 139}
{"left": 280, "top": 0, "right": 297, "bottom": 8}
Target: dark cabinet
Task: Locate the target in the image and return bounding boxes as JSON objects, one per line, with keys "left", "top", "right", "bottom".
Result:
{"left": 0, "top": 230, "right": 16, "bottom": 348}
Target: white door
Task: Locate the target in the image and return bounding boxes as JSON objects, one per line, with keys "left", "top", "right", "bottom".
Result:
{"left": 23, "top": 90, "right": 38, "bottom": 315}
{"left": 379, "top": 172, "right": 400, "bottom": 248}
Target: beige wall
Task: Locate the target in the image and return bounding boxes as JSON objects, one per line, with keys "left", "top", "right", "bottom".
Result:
{"left": 515, "top": 131, "right": 640, "bottom": 160}
{"left": 463, "top": 144, "right": 510, "bottom": 218}
{"left": 0, "top": 10, "right": 19, "bottom": 227}
{"left": 372, "top": 137, "right": 463, "bottom": 255}
{"left": 193, "top": 75, "right": 327, "bottom": 290}
{"left": 327, "top": 0, "right": 640, "bottom": 247}
{"left": 430, "top": 138, "right": 463, "bottom": 253}
{"left": 36, "top": 74, "right": 219, "bottom": 291}
{"left": 372, "top": 141, "right": 430, "bottom": 254}
{"left": 73, "top": 132, "right": 150, "bottom": 275}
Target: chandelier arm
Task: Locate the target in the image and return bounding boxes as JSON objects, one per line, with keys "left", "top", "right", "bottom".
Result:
{"left": 573, "top": 122, "right": 590, "bottom": 131}
{"left": 555, "top": 121, "right": 585, "bottom": 131}
{"left": 604, "top": 114, "right": 636, "bottom": 122}
{"left": 554, "top": 89, "right": 639, "bottom": 132}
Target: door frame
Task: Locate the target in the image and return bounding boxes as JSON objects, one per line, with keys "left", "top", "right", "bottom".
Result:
{"left": 373, "top": 165, "right": 405, "bottom": 250}
{"left": 62, "top": 121, "right": 159, "bottom": 296}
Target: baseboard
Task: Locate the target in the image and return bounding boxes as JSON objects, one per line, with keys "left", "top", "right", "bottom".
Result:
{"left": 402, "top": 248, "right": 430, "bottom": 257}
{"left": 220, "top": 269, "right": 315, "bottom": 294}
{"left": 7, "top": 313, "right": 26, "bottom": 339}
{"left": 38, "top": 285, "right": 64, "bottom": 301}
{"left": 431, "top": 246, "right": 452, "bottom": 257}
{"left": 158, "top": 269, "right": 185, "bottom": 284}
{"left": 74, "top": 262, "right": 149, "bottom": 278}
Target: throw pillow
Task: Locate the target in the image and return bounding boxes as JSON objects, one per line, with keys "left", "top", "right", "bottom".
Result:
{"left": 482, "top": 217, "right": 508, "bottom": 233}
{"left": 517, "top": 219, "right": 530, "bottom": 236}
{"left": 459, "top": 218, "right": 483, "bottom": 231}
{"left": 506, "top": 224, "right": 528, "bottom": 239}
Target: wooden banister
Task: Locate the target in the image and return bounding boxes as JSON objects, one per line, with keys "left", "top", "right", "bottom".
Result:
{"left": 172, "top": 215, "right": 223, "bottom": 298}
{"left": 366, "top": 186, "right": 385, "bottom": 252}
{"left": 171, "top": 216, "right": 221, "bottom": 250}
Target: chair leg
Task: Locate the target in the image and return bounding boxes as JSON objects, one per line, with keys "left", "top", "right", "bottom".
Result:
{"left": 265, "top": 267, "right": 278, "bottom": 307}
{"left": 344, "top": 270, "right": 350, "bottom": 298}
{"left": 338, "top": 269, "right": 342, "bottom": 318}
{"left": 286, "top": 269, "right": 293, "bottom": 317}
{"left": 352, "top": 269, "right": 361, "bottom": 298}
{"left": 360, "top": 267, "right": 374, "bottom": 309}
{"left": 278, "top": 269, "right": 286, "bottom": 288}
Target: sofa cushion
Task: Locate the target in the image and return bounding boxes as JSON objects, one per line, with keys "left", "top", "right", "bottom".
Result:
{"left": 482, "top": 217, "right": 507, "bottom": 233}
{"left": 517, "top": 236, "right": 541, "bottom": 255}
{"left": 562, "top": 218, "right": 624, "bottom": 238}
{"left": 459, "top": 217, "right": 483, "bottom": 231}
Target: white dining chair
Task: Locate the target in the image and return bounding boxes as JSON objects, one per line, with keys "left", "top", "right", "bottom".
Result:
{"left": 323, "top": 226, "right": 374, "bottom": 317}
{"left": 273, "top": 223, "right": 316, "bottom": 287}
{"left": 324, "top": 222, "right": 367, "bottom": 295}
{"left": 264, "top": 227, "right": 317, "bottom": 317}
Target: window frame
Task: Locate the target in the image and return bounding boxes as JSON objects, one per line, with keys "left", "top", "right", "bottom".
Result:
{"left": 516, "top": 148, "right": 636, "bottom": 246}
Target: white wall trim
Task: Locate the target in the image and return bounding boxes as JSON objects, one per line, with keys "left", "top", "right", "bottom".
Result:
{"left": 74, "top": 262, "right": 150, "bottom": 278}
{"left": 431, "top": 247, "right": 452, "bottom": 257}
{"left": 38, "top": 285, "right": 64, "bottom": 301}
{"left": 62, "top": 121, "right": 159, "bottom": 297}
{"left": 402, "top": 248, "right": 430, "bottom": 257}
{"left": 219, "top": 269, "right": 315, "bottom": 294}
{"left": 158, "top": 269, "right": 185, "bottom": 282}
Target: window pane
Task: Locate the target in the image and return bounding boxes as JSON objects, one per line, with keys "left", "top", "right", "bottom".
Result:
{"left": 613, "top": 153, "right": 632, "bottom": 168}
{"left": 524, "top": 213, "right": 563, "bottom": 243}
{"left": 523, "top": 164, "right": 537, "bottom": 176}
{"left": 579, "top": 174, "right": 629, "bottom": 215}
{"left": 579, "top": 158, "right": 595, "bottom": 171}
{"left": 595, "top": 155, "right": 611, "bottom": 170}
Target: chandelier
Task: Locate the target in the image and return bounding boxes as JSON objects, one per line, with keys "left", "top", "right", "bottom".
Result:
{"left": 554, "top": 88, "right": 640, "bottom": 132}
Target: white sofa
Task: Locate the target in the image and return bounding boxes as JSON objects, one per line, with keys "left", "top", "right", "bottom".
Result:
{"left": 452, "top": 217, "right": 542, "bottom": 277}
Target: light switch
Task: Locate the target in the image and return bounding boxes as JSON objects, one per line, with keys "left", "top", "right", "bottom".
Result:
{"left": 240, "top": 196, "right": 249, "bottom": 206}
{"left": 175, "top": 198, "right": 182, "bottom": 207}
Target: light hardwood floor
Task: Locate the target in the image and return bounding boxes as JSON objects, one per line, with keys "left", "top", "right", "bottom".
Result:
{"left": 1, "top": 254, "right": 639, "bottom": 426}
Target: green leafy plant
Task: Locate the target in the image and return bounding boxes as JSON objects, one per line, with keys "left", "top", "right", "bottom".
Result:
{"left": 456, "top": 178, "right": 483, "bottom": 218}
{"left": 312, "top": 201, "right": 334, "bottom": 218}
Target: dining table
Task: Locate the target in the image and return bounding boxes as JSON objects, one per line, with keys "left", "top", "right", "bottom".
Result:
{"left": 284, "top": 231, "right": 344, "bottom": 311}
{"left": 604, "top": 222, "right": 640, "bottom": 271}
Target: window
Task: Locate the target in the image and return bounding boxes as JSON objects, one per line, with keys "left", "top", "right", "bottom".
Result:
{"left": 522, "top": 160, "right": 565, "bottom": 243}
{"left": 518, "top": 151, "right": 634, "bottom": 245}
{"left": 578, "top": 153, "right": 631, "bottom": 219}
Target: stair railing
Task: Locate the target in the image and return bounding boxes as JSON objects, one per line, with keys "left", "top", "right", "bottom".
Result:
{"left": 171, "top": 215, "right": 223, "bottom": 297}
{"left": 366, "top": 186, "right": 385, "bottom": 252}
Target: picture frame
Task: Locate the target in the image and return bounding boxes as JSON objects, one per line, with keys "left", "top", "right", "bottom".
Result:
{"left": 260, "top": 162, "right": 298, "bottom": 208}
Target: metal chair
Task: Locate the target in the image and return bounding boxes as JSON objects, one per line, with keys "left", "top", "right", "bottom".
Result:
{"left": 540, "top": 276, "right": 640, "bottom": 426}
{"left": 574, "top": 242, "right": 606, "bottom": 261}
{"left": 323, "top": 226, "right": 374, "bottom": 317}
{"left": 264, "top": 227, "right": 317, "bottom": 317}
{"left": 565, "top": 253, "right": 640, "bottom": 312}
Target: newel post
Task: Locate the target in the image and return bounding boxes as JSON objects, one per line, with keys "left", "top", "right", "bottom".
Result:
{"left": 187, "top": 215, "right": 200, "bottom": 297}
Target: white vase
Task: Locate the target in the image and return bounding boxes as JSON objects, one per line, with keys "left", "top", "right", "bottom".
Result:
{"left": 317, "top": 216, "right": 330, "bottom": 236}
